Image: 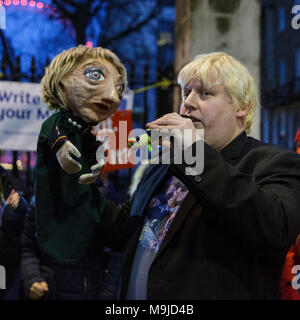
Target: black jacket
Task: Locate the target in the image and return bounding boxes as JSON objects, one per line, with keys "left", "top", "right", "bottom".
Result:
{"left": 117, "top": 132, "right": 300, "bottom": 300}
{"left": 21, "top": 205, "right": 110, "bottom": 300}
{"left": 0, "top": 196, "right": 28, "bottom": 299}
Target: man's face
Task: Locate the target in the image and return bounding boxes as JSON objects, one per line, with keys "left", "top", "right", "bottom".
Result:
{"left": 61, "top": 58, "right": 125, "bottom": 124}
{"left": 180, "top": 78, "right": 245, "bottom": 150}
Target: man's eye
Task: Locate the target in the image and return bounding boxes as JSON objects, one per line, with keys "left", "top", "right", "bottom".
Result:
{"left": 117, "top": 84, "right": 125, "bottom": 93}
{"left": 85, "top": 68, "right": 104, "bottom": 81}
{"left": 200, "top": 91, "right": 210, "bottom": 98}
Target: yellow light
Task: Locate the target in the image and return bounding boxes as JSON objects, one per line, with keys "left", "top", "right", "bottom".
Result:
{"left": 0, "top": 162, "right": 23, "bottom": 171}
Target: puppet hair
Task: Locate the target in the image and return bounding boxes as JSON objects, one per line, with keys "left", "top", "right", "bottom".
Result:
{"left": 177, "top": 52, "right": 259, "bottom": 133}
{"left": 41, "top": 45, "right": 127, "bottom": 110}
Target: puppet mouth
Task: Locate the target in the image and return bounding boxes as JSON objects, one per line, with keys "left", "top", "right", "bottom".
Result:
{"left": 93, "top": 102, "right": 109, "bottom": 111}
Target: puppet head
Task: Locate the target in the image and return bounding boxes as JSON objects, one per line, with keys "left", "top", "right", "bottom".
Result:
{"left": 41, "top": 45, "right": 127, "bottom": 124}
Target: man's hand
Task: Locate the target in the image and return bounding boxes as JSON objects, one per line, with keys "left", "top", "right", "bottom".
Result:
{"left": 146, "top": 113, "right": 203, "bottom": 150}
{"left": 29, "top": 281, "right": 49, "bottom": 300}
{"left": 56, "top": 140, "right": 82, "bottom": 174}
{"left": 6, "top": 189, "right": 20, "bottom": 210}
{"left": 78, "top": 159, "right": 106, "bottom": 185}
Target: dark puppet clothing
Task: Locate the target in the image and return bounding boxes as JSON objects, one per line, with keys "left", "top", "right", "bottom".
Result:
{"left": 21, "top": 199, "right": 128, "bottom": 300}
{"left": 114, "top": 132, "right": 300, "bottom": 299}
{"left": 34, "top": 110, "right": 106, "bottom": 263}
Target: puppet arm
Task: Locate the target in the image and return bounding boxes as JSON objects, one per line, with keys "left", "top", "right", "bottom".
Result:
{"left": 78, "top": 156, "right": 106, "bottom": 185}
{"left": 77, "top": 133, "right": 106, "bottom": 185}
{"left": 56, "top": 140, "right": 82, "bottom": 174}
{"left": 48, "top": 125, "right": 82, "bottom": 174}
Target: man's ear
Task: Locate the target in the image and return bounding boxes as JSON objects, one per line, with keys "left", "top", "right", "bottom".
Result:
{"left": 236, "top": 103, "right": 250, "bottom": 119}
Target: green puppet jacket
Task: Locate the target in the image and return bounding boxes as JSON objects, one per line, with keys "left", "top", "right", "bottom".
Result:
{"left": 34, "top": 110, "right": 106, "bottom": 263}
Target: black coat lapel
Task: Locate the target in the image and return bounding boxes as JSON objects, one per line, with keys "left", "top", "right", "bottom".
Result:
{"left": 129, "top": 164, "right": 170, "bottom": 217}
{"left": 154, "top": 192, "right": 197, "bottom": 261}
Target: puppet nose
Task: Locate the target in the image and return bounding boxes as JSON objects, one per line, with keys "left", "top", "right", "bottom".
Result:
{"left": 102, "top": 82, "right": 120, "bottom": 105}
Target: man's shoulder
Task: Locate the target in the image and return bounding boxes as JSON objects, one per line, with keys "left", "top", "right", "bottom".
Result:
{"left": 246, "top": 136, "right": 293, "bottom": 156}
{"left": 242, "top": 136, "right": 300, "bottom": 174}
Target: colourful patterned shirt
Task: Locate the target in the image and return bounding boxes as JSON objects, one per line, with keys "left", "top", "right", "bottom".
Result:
{"left": 126, "top": 175, "right": 188, "bottom": 300}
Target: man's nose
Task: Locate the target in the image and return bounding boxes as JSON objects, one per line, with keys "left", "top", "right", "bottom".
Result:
{"left": 183, "top": 91, "right": 198, "bottom": 112}
{"left": 101, "top": 82, "right": 119, "bottom": 104}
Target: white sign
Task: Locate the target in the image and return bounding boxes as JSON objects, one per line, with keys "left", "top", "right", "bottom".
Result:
{"left": 0, "top": 6, "right": 5, "bottom": 30}
{"left": 0, "top": 81, "right": 52, "bottom": 151}
{"left": 0, "top": 265, "right": 5, "bottom": 290}
{"left": 0, "top": 81, "right": 135, "bottom": 151}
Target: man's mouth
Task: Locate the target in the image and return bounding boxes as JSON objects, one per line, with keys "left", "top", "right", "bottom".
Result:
{"left": 180, "top": 114, "right": 202, "bottom": 124}
{"left": 93, "top": 102, "right": 109, "bottom": 111}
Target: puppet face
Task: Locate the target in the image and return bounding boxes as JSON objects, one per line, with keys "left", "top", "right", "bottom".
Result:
{"left": 61, "top": 58, "right": 125, "bottom": 124}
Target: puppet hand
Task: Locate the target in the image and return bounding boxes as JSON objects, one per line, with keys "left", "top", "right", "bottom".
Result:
{"left": 56, "top": 140, "right": 82, "bottom": 174}
{"left": 78, "top": 159, "right": 106, "bottom": 185}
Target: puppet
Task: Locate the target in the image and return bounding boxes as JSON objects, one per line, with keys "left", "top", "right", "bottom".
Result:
{"left": 35, "top": 46, "right": 127, "bottom": 262}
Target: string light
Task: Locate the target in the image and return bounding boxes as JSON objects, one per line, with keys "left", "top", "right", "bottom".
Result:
{"left": 86, "top": 41, "right": 93, "bottom": 47}
{"left": 1, "top": 0, "right": 50, "bottom": 11}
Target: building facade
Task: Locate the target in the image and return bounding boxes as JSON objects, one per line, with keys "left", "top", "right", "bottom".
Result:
{"left": 174, "top": 0, "right": 261, "bottom": 141}
{"left": 261, "top": 0, "right": 300, "bottom": 150}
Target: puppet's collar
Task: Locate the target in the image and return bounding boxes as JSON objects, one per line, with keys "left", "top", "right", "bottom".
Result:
{"left": 59, "top": 108, "right": 97, "bottom": 136}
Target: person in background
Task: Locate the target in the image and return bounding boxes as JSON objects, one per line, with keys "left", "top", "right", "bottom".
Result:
{"left": 0, "top": 165, "right": 28, "bottom": 300}
{"left": 279, "top": 130, "right": 300, "bottom": 300}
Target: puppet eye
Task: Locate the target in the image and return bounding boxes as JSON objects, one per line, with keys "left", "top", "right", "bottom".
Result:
{"left": 85, "top": 68, "right": 105, "bottom": 81}
{"left": 117, "top": 84, "right": 125, "bottom": 93}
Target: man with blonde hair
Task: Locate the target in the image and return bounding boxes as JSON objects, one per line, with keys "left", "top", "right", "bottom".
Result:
{"left": 115, "top": 52, "right": 300, "bottom": 299}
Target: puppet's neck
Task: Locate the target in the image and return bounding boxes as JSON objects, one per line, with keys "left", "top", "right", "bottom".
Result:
{"left": 59, "top": 108, "right": 97, "bottom": 136}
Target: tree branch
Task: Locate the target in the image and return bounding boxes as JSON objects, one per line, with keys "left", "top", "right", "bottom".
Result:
{"left": 98, "top": 5, "right": 162, "bottom": 47}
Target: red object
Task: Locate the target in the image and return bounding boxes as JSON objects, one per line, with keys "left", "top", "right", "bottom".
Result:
{"left": 92, "top": 110, "right": 135, "bottom": 172}
{"left": 294, "top": 130, "right": 300, "bottom": 143}
{"left": 280, "top": 242, "right": 300, "bottom": 300}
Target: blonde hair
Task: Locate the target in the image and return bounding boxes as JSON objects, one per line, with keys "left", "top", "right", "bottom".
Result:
{"left": 178, "top": 52, "right": 259, "bottom": 133}
{"left": 41, "top": 45, "right": 127, "bottom": 110}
